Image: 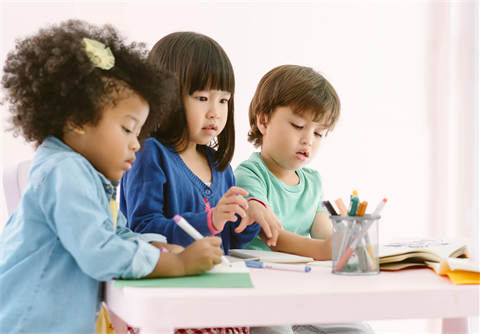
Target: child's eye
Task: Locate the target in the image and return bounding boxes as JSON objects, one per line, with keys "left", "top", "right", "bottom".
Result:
{"left": 314, "top": 132, "right": 323, "bottom": 138}
{"left": 123, "top": 127, "right": 132, "bottom": 134}
{"left": 291, "top": 123, "right": 303, "bottom": 130}
{"left": 196, "top": 96, "right": 208, "bottom": 102}
{"left": 220, "top": 99, "right": 229, "bottom": 104}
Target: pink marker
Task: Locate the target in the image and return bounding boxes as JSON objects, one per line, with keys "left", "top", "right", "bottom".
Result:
{"left": 335, "top": 198, "right": 387, "bottom": 271}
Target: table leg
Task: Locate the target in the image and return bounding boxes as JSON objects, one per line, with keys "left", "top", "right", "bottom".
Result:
{"left": 442, "top": 317, "right": 469, "bottom": 333}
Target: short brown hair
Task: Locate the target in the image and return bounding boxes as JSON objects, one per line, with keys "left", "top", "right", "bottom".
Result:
{"left": 248, "top": 65, "right": 341, "bottom": 148}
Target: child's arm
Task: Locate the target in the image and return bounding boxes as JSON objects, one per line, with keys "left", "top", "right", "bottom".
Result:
{"left": 233, "top": 163, "right": 283, "bottom": 246}
{"left": 310, "top": 211, "right": 333, "bottom": 240}
{"left": 116, "top": 211, "right": 184, "bottom": 253}
{"left": 39, "top": 158, "right": 221, "bottom": 280}
{"left": 259, "top": 229, "right": 332, "bottom": 261}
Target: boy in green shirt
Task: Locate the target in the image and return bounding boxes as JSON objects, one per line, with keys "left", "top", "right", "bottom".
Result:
{"left": 235, "top": 65, "right": 375, "bottom": 334}
{"left": 235, "top": 64, "right": 339, "bottom": 260}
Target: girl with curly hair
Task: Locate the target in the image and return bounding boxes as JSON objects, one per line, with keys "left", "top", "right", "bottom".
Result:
{"left": 0, "top": 20, "right": 224, "bottom": 334}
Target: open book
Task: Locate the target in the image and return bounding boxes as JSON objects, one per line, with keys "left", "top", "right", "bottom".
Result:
{"left": 379, "top": 237, "right": 469, "bottom": 271}
{"left": 228, "top": 249, "right": 314, "bottom": 264}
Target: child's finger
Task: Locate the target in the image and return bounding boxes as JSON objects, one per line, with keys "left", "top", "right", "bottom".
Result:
{"left": 269, "top": 222, "right": 279, "bottom": 247}
{"left": 213, "top": 247, "right": 224, "bottom": 257}
{"left": 224, "top": 186, "right": 249, "bottom": 198}
{"left": 255, "top": 215, "right": 273, "bottom": 240}
{"left": 234, "top": 214, "right": 251, "bottom": 233}
{"left": 219, "top": 204, "right": 246, "bottom": 218}
{"left": 222, "top": 195, "right": 249, "bottom": 211}
{"left": 205, "top": 236, "right": 222, "bottom": 247}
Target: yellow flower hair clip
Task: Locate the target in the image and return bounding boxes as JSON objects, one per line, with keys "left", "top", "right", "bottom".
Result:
{"left": 82, "top": 38, "right": 115, "bottom": 70}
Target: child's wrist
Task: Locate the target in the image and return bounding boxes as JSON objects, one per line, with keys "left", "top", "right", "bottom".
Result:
{"left": 247, "top": 197, "right": 267, "bottom": 208}
{"left": 207, "top": 208, "right": 222, "bottom": 234}
{"left": 316, "top": 239, "right": 331, "bottom": 261}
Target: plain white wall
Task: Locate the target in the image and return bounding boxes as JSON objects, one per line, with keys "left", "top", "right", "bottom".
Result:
{"left": 1, "top": 2, "right": 478, "bottom": 333}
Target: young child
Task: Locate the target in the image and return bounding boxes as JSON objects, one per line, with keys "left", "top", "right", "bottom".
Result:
{"left": 0, "top": 21, "right": 224, "bottom": 334}
{"left": 120, "top": 32, "right": 281, "bottom": 254}
{"left": 235, "top": 65, "right": 337, "bottom": 261}
{"left": 234, "top": 65, "right": 374, "bottom": 334}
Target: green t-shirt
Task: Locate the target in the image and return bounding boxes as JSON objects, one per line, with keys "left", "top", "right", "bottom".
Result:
{"left": 234, "top": 152, "right": 325, "bottom": 251}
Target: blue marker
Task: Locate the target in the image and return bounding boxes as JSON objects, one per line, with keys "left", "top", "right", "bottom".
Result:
{"left": 245, "top": 260, "right": 311, "bottom": 273}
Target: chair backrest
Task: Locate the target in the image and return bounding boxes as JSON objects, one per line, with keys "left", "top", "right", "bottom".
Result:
{"left": 3, "top": 160, "right": 32, "bottom": 217}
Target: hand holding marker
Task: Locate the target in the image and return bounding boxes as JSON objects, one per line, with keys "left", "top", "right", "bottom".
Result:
{"left": 335, "top": 198, "right": 388, "bottom": 271}
{"left": 173, "top": 215, "right": 231, "bottom": 267}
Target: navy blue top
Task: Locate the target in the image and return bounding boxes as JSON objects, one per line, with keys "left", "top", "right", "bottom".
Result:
{"left": 120, "top": 138, "right": 261, "bottom": 253}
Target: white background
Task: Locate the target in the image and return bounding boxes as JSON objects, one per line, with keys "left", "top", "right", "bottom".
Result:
{"left": 1, "top": 1, "right": 479, "bottom": 333}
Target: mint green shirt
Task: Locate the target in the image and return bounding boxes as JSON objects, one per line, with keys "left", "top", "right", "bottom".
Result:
{"left": 234, "top": 152, "right": 324, "bottom": 251}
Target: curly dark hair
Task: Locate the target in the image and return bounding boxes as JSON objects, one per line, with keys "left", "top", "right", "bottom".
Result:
{"left": 1, "top": 19, "right": 176, "bottom": 146}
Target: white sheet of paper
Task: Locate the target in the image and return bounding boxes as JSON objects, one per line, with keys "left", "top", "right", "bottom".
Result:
{"left": 207, "top": 261, "right": 250, "bottom": 274}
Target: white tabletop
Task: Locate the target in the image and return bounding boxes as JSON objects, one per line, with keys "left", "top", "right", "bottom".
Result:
{"left": 105, "top": 266, "right": 479, "bottom": 332}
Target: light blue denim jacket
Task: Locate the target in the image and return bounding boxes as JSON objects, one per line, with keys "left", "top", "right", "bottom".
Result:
{"left": 0, "top": 136, "right": 166, "bottom": 334}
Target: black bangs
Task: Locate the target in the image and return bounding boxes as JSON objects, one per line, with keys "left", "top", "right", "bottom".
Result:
{"left": 186, "top": 37, "right": 235, "bottom": 95}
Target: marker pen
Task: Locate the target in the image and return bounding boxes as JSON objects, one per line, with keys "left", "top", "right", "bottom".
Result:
{"left": 335, "top": 198, "right": 352, "bottom": 262}
{"left": 245, "top": 260, "right": 311, "bottom": 273}
{"left": 348, "top": 198, "right": 359, "bottom": 216}
{"left": 322, "top": 200, "right": 339, "bottom": 216}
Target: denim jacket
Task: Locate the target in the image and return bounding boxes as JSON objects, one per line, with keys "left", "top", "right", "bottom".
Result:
{"left": 0, "top": 136, "right": 166, "bottom": 334}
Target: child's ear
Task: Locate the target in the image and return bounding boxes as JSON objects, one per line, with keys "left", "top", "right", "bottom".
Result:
{"left": 65, "top": 119, "right": 86, "bottom": 135}
{"left": 256, "top": 114, "right": 268, "bottom": 135}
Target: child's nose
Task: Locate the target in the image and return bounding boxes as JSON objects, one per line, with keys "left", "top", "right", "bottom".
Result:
{"left": 301, "top": 133, "right": 313, "bottom": 146}
{"left": 207, "top": 104, "right": 220, "bottom": 119}
{"left": 131, "top": 136, "right": 141, "bottom": 152}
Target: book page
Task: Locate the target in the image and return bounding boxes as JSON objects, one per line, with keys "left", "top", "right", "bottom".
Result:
{"left": 381, "top": 262, "right": 428, "bottom": 271}
{"left": 207, "top": 261, "right": 250, "bottom": 274}
{"left": 379, "top": 237, "right": 469, "bottom": 263}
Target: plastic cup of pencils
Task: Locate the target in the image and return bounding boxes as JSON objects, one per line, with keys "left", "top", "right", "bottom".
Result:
{"left": 331, "top": 215, "right": 380, "bottom": 275}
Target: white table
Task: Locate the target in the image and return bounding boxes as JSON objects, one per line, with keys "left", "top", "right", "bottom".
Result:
{"left": 105, "top": 266, "right": 479, "bottom": 334}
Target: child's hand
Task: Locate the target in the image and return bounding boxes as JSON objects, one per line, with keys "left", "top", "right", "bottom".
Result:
{"left": 149, "top": 241, "right": 184, "bottom": 254}
{"left": 212, "top": 186, "right": 249, "bottom": 231}
{"left": 177, "top": 237, "right": 223, "bottom": 276}
{"left": 235, "top": 200, "right": 283, "bottom": 247}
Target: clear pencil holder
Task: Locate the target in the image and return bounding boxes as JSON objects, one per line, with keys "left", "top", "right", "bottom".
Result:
{"left": 331, "top": 215, "right": 380, "bottom": 275}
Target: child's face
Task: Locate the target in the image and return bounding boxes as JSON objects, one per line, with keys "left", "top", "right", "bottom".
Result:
{"left": 69, "top": 93, "right": 149, "bottom": 180}
{"left": 259, "top": 106, "right": 328, "bottom": 171}
{"left": 183, "top": 90, "right": 231, "bottom": 147}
